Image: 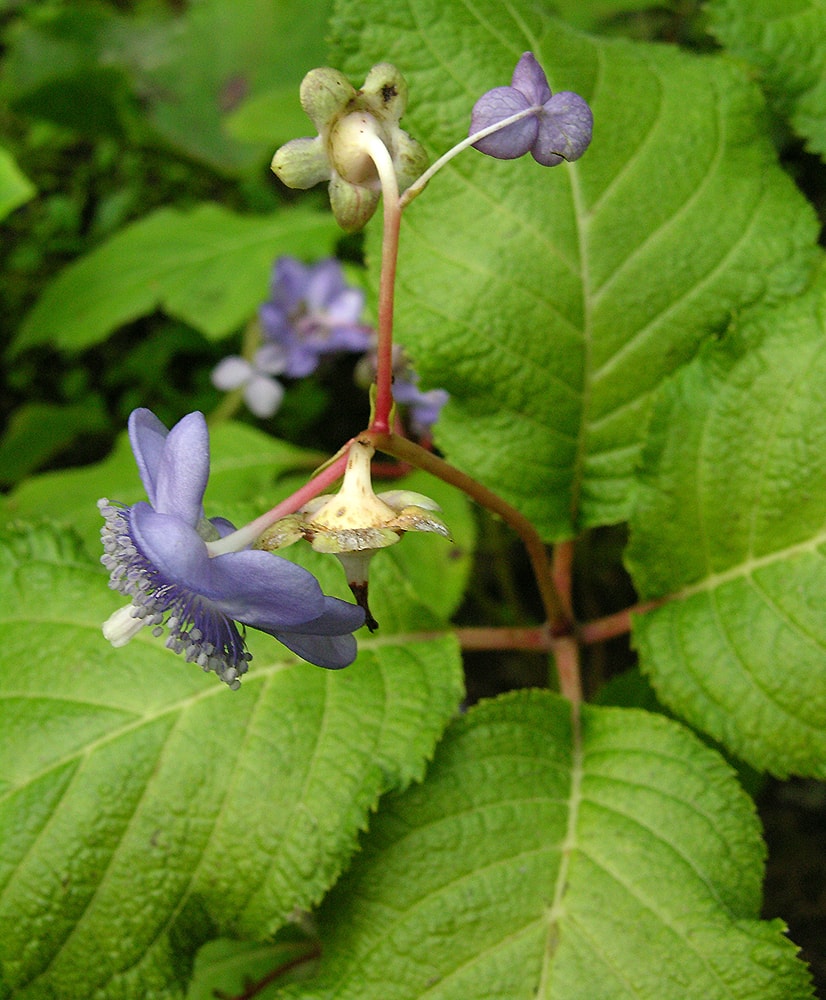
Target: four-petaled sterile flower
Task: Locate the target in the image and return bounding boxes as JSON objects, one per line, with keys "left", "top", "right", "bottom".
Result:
{"left": 272, "top": 63, "right": 428, "bottom": 231}
{"left": 258, "top": 439, "right": 450, "bottom": 631}
{"left": 260, "top": 256, "right": 373, "bottom": 378}
{"left": 99, "top": 408, "right": 365, "bottom": 687}
{"left": 470, "top": 52, "right": 593, "bottom": 166}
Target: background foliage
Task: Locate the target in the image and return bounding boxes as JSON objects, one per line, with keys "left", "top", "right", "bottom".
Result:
{"left": 1, "top": 0, "right": 825, "bottom": 997}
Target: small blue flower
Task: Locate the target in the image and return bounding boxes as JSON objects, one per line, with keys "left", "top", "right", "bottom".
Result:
{"left": 99, "top": 408, "right": 365, "bottom": 687}
{"left": 260, "top": 257, "right": 374, "bottom": 378}
{"left": 470, "top": 52, "right": 593, "bottom": 166}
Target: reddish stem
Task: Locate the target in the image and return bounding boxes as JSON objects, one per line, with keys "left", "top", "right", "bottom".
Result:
{"left": 457, "top": 625, "right": 553, "bottom": 651}
{"left": 552, "top": 540, "right": 575, "bottom": 621}
{"left": 365, "top": 430, "right": 581, "bottom": 702}
{"left": 579, "top": 599, "right": 663, "bottom": 645}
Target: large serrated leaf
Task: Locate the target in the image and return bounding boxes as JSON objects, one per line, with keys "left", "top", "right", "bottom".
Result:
{"left": 707, "top": 0, "right": 826, "bottom": 158}
{"left": 329, "top": 0, "right": 818, "bottom": 539}
{"left": 274, "top": 691, "right": 812, "bottom": 1000}
{"left": 11, "top": 204, "right": 339, "bottom": 354}
{"left": 0, "top": 526, "right": 463, "bottom": 999}
{"left": 626, "top": 263, "right": 826, "bottom": 777}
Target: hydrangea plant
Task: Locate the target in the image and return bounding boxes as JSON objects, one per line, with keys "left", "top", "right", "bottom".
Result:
{"left": 1, "top": 3, "right": 823, "bottom": 999}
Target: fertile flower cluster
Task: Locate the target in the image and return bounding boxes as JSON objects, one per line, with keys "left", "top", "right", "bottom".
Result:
{"left": 99, "top": 409, "right": 364, "bottom": 686}
{"left": 272, "top": 63, "right": 428, "bottom": 231}
{"left": 211, "top": 256, "right": 372, "bottom": 418}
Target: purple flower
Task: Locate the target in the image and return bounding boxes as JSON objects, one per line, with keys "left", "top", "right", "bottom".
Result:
{"left": 260, "top": 257, "right": 374, "bottom": 378}
{"left": 392, "top": 375, "right": 449, "bottom": 437}
{"left": 470, "top": 52, "right": 592, "bottom": 166}
{"left": 98, "top": 408, "right": 364, "bottom": 687}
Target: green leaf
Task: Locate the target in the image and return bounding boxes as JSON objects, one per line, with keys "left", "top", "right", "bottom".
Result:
{"left": 276, "top": 691, "right": 812, "bottom": 1000}
{"left": 330, "top": 1, "right": 818, "bottom": 539}
{"left": 0, "top": 523, "right": 463, "bottom": 998}
{"left": 0, "top": 420, "right": 317, "bottom": 556}
{"left": 548, "top": 0, "right": 667, "bottom": 32}
{"left": 707, "top": 0, "right": 826, "bottom": 158}
{"left": 0, "top": 5, "right": 137, "bottom": 138}
{"left": 0, "top": 398, "right": 108, "bottom": 487}
{"left": 11, "top": 203, "right": 339, "bottom": 354}
{"left": 626, "top": 262, "right": 826, "bottom": 777}
{"left": 130, "top": 0, "right": 332, "bottom": 172}
{"left": 0, "top": 146, "right": 35, "bottom": 222}
{"left": 225, "top": 82, "right": 312, "bottom": 146}
{"left": 187, "top": 935, "right": 315, "bottom": 999}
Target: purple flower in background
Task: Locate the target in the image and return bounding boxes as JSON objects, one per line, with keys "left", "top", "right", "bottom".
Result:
{"left": 356, "top": 345, "right": 448, "bottom": 436}
{"left": 211, "top": 343, "right": 289, "bottom": 419}
{"left": 98, "top": 408, "right": 364, "bottom": 687}
{"left": 260, "top": 257, "right": 373, "bottom": 378}
{"left": 392, "top": 374, "right": 449, "bottom": 437}
{"left": 470, "top": 52, "right": 593, "bottom": 166}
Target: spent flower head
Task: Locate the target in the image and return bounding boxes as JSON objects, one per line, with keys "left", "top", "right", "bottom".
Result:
{"left": 470, "top": 52, "right": 593, "bottom": 166}
{"left": 260, "top": 256, "right": 373, "bottom": 378}
{"left": 99, "top": 408, "right": 364, "bottom": 687}
{"left": 259, "top": 439, "right": 450, "bottom": 630}
{"left": 272, "top": 63, "right": 428, "bottom": 230}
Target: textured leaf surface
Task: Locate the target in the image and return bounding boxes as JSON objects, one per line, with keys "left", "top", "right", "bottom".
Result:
{"left": 12, "top": 204, "right": 339, "bottom": 353}
{"left": 331, "top": 0, "right": 817, "bottom": 538}
{"left": 626, "top": 265, "right": 826, "bottom": 777}
{"left": 0, "top": 525, "right": 463, "bottom": 999}
{"left": 708, "top": 0, "right": 826, "bottom": 157}
{"left": 276, "top": 691, "right": 811, "bottom": 1000}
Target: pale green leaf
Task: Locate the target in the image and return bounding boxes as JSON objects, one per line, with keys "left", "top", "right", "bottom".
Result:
{"left": 131, "top": 0, "right": 332, "bottom": 172}
{"left": 225, "top": 82, "right": 311, "bottom": 145}
{"left": 626, "top": 262, "right": 826, "bottom": 777}
{"left": 330, "top": 0, "right": 818, "bottom": 539}
{"left": 0, "top": 526, "right": 463, "bottom": 998}
{"left": 277, "top": 691, "right": 812, "bottom": 1000}
{"left": 707, "top": 0, "right": 826, "bottom": 158}
{"left": 0, "top": 146, "right": 35, "bottom": 221}
{"left": 12, "top": 204, "right": 339, "bottom": 353}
